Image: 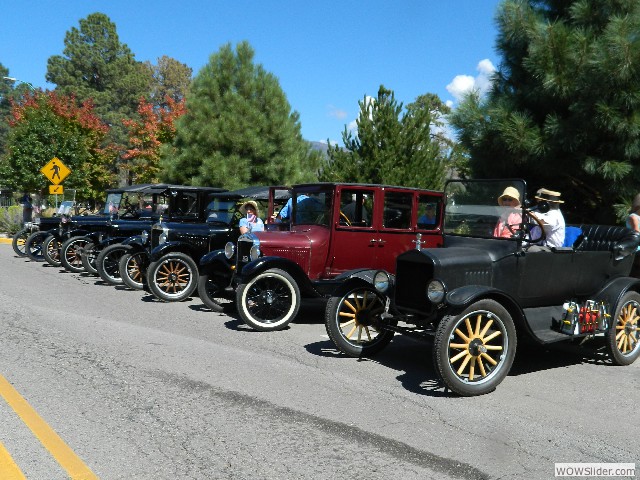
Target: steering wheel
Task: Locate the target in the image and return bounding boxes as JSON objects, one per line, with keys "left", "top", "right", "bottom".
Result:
{"left": 520, "top": 210, "right": 547, "bottom": 244}
{"left": 339, "top": 211, "right": 352, "bottom": 226}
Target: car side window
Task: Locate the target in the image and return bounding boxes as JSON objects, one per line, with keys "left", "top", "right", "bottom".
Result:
{"left": 383, "top": 192, "right": 412, "bottom": 230}
{"left": 173, "top": 192, "right": 199, "bottom": 218}
{"left": 339, "top": 189, "right": 373, "bottom": 227}
{"left": 417, "top": 195, "right": 441, "bottom": 230}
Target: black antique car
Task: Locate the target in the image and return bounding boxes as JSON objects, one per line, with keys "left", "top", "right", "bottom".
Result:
{"left": 198, "top": 183, "right": 444, "bottom": 330}
{"left": 324, "top": 179, "right": 640, "bottom": 396}
{"left": 13, "top": 200, "right": 75, "bottom": 259}
{"left": 138, "top": 186, "right": 289, "bottom": 301}
{"left": 89, "top": 185, "right": 226, "bottom": 284}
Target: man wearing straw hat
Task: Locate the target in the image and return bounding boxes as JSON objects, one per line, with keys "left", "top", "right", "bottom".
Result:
{"left": 533, "top": 188, "right": 565, "bottom": 248}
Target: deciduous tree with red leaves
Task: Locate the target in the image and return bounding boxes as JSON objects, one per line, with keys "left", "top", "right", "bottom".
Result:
{"left": 122, "top": 96, "right": 186, "bottom": 184}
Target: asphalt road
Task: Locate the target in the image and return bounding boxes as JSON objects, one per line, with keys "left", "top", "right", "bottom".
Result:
{"left": 0, "top": 243, "right": 638, "bottom": 479}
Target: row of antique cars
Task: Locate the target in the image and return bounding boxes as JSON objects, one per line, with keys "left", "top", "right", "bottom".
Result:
{"left": 11, "top": 179, "right": 640, "bottom": 396}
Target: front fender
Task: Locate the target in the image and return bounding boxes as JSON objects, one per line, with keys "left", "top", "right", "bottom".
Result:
{"left": 96, "top": 236, "right": 128, "bottom": 249}
{"left": 238, "top": 256, "right": 316, "bottom": 296}
{"left": 121, "top": 235, "right": 147, "bottom": 251}
{"left": 149, "top": 241, "right": 191, "bottom": 262}
{"left": 446, "top": 285, "right": 526, "bottom": 327}
{"left": 199, "top": 250, "right": 233, "bottom": 276}
{"left": 330, "top": 269, "right": 396, "bottom": 298}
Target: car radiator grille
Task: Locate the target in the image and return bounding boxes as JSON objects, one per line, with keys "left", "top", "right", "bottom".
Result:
{"left": 150, "top": 229, "right": 162, "bottom": 249}
{"left": 394, "top": 258, "right": 433, "bottom": 312}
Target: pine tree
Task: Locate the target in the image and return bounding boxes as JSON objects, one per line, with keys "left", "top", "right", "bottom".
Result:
{"left": 450, "top": 0, "right": 640, "bottom": 223}
{"left": 161, "top": 41, "right": 320, "bottom": 189}
{"left": 321, "top": 86, "right": 452, "bottom": 190}
{"left": 46, "top": 13, "right": 152, "bottom": 149}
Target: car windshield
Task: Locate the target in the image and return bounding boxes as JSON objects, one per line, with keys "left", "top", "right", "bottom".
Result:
{"left": 444, "top": 179, "right": 526, "bottom": 239}
{"left": 104, "top": 193, "right": 122, "bottom": 215}
{"left": 205, "top": 198, "right": 237, "bottom": 224}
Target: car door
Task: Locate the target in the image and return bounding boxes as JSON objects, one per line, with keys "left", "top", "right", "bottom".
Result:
{"left": 326, "top": 186, "right": 378, "bottom": 275}
{"left": 373, "top": 189, "right": 445, "bottom": 273}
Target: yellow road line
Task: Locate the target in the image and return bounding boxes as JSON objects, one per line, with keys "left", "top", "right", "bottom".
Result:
{"left": 0, "top": 440, "right": 26, "bottom": 480}
{"left": 0, "top": 374, "right": 98, "bottom": 479}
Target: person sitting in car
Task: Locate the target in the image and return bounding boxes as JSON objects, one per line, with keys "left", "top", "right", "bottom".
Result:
{"left": 493, "top": 186, "right": 522, "bottom": 238}
{"left": 239, "top": 200, "right": 264, "bottom": 234}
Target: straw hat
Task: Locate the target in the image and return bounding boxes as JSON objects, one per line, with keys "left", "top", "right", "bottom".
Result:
{"left": 535, "top": 188, "right": 564, "bottom": 203}
{"left": 498, "top": 186, "right": 521, "bottom": 206}
{"left": 239, "top": 200, "right": 260, "bottom": 216}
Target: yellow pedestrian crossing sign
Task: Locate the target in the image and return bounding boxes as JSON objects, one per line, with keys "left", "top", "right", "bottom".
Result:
{"left": 49, "top": 185, "right": 64, "bottom": 195}
{"left": 41, "top": 157, "right": 71, "bottom": 185}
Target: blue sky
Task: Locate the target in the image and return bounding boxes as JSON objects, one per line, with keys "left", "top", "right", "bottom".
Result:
{"left": 1, "top": 0, "right": 503, "bottom": 144}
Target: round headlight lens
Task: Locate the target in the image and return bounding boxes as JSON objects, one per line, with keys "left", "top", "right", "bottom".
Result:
{"left": 249, "top": 245, "right": 261, "bottom": 261}
{"left": 158, "top": 227, "right": 168, "bottom": 245}
{"left": 427, "top": 280, "right": 446, "bottom": 304}
{"left": 373, "top": 270, "right": 390, "bottom": 293}
{"left": 224, "top": 242, "right": 235, "bottom": 259}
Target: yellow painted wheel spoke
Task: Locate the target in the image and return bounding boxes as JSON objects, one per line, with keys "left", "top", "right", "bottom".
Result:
{"left": 481, "top": 352, "right": 497, "bottom": 365}
{"left": 343, "top": 299, "right": 356, "bottom": 313}
{"left": 339, "top": 318, "right": 355, "bottom": 328}
{"left": 618, "top": 334, "right": 626, "bottom": 351}
{"left": 346, "top": 325, "right": 357, "bottom": 339}
{"left": 339, "top": 311, "right": 355, "bottom": 319}
{"left": 616, "top": 329, "right": 625, "bottom": 340}
{"left": 454, "top": 328, "right": 470, "bottom": 343}
{"left": 364, "top": 326, "right": 372, "bottom": 341}
{"left": 450, "top": 350, "right": 468, "bottom": 363}
{"left": 449, "top": 343, "right": 468, "bottom": 349}
{"left": 484, "top": 345, "right": 503, "bottom": 351}
{"left": 476, "top": 357, "right": 487, "bottom": 377}
{"left": 468, "top": 361, "right": 475, "bottom": 381}
{"left": 465, "top": 317, "right": 473, "bottom": 337}
{"left": 474, "top": 315, "right": 482, "bottom": 336}
{"left": 479, "top": 319, "right": 494, "bottom": 337}
{"left": 456, "top": 354, "right": 472, "bottom": 375}
{"left": 483, "top": 330, "right": 502, "bottom": 342}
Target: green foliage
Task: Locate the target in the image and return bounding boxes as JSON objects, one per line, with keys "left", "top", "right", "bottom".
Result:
{"left": 0, "top": 92, "right": 117, "bottom": 201}
{"left": 160, "top": 41, "right": 321, "bottom": 189}
{"left": 45, "top": 12, "right": 152, "bottom": 149}
{"left": 320, "top": 86, "right": 453, "bottom": 190}
{"left": 0, "top": 206, "right": 23, "bottom": 235}
{"left": 450, "top": 0, "right": 640, "bottom": 223}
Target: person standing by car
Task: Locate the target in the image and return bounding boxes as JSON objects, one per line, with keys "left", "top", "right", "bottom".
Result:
{"left": 493, "top": 186, "right": 522, "bottom": 238}
{"left": 239, "top": 200, "right": 264, "bottom": 234}
{"left": 19, "top": 192, "right": 33, "bottom": 225}
{"left": 533, "top": 188, "right": 565, "bottom": 248}
{"left": 626, "top": 193, "right": 640, "bottom": 276}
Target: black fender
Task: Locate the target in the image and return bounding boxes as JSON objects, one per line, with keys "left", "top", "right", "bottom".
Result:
{"left": 149, "top": 241, "right": 195, "bottom": 262}
{"left": 238, "top": 256, "right": 318, "bottom": 297}
{"left": 591, "top": 276, "right": 640, "bottom": 311}
{"left": 96, "top": 236, "right": 129, "bottom": 250}
{"left": 330, "top": 268, "right": 396, "bottom": 298}
{"left": 120, "top": 235, "right": 147, "bottom": 251}
{"left": 198, "top": 250, "right": 233, "bottom": 278}
{"left": 446, "top": 285, "right": 529, "bottom": 337}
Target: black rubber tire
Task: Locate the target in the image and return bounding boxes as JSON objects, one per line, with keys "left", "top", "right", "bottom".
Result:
{"left": 147, "top": 252, "right": 199, "bottom": 302}
{"left": 433, "top": 299, "right": 516, "bottom": 396}
{"left": 80, "top": 243, "right": 99, "bottom": 276}
{"left": 197, "top": 269, "right": 233, "bottom": 312}
{"left": 96, "top": 244, "right": 130, "bottom": 285}
{"left": 119, "top": 251, "right": 148, "bottom": 290}
{"left": 236, "top": 268, "right": 300, "bottom": 331}
{"left": 25, "top": 231, "right": 48, "bottom": 261}
{"left": 12, "top": 228, "right": 30, "bottom": 257}
{"left": 606, "top": 291, "right": 640, "bottom": 366}
{"left": 42, "top": 235, "right": 62, "bottom": 267}
{"left": 60, "top": 236, "right": 91, "bottom": 273}
{"left": 325, "top": 286, "right": 395, "bottom": 357}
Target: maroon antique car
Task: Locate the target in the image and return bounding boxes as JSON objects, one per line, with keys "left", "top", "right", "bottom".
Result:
{"left": 197, "top": 183, "right": 444, "bottom": 330}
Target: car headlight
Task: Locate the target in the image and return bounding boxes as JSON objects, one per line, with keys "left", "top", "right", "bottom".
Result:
{"left": 159, "top": 227, "right": 169, "bottom": 245}
{"left": 141, "top": 230, "right": 149, "bottom": 244}
{"left": 427, "top": 279, "right": 446, "bottom": 304}
{"left": 224, "top": 242, "right": 235, "bottom": 259}
{"left": 249, "top": 245, "right": 261, "bottom": 261}
{"left": 373, "top": 270, "right": 390, "bottom": 293}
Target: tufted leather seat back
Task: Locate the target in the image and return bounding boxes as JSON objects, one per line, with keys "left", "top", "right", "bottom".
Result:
{"left": 574, "top": 225, "right": 640, "bottom": 257}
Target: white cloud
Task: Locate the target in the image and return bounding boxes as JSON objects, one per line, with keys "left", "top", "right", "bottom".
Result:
{"left": 327, "top": 105, "right": 347, "bottom": 120}
{"left": 446, "top": 59, "right": 496, "bottom": 103}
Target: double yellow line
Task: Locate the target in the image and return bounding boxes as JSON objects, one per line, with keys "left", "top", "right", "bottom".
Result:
{"left": 0, "top": 374, "right": 98, "bottom": 479}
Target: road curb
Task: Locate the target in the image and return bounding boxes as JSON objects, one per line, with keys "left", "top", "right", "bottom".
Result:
{"left": 0, "top": 237, "right": 12, "bottom": 244}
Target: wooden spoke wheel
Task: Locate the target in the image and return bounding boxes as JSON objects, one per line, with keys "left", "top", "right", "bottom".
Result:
{"left": 60, "top": 236, "right": 91, "bottom": 273}
{"left": 42, "top": 235, "right": 62, "bottom": 267}
{"left": 325, "top": 286, "right": 395, "bottom": 357}
{"left": 25, "top": 231, "right": 47, "bottom": 262}
{"left": 97, "top": 244, "right": 130, "bottom": 285}
{"left": 147, "top": 253, "right": 198, "bottom": 302}
{"left": 434, "top": 299, "right": 516, "bottom": 396}
{"left": 12, "top": 228, "right": 30, "bottom": 257}
{"left": 119, "top": 251, "right": 148, "bottom": 290}
{"left": 607, "top": 291, "right": 640, "bottom": 365}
